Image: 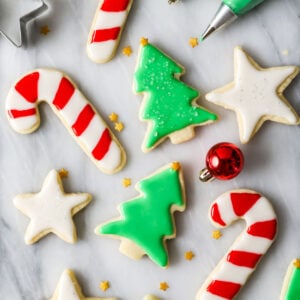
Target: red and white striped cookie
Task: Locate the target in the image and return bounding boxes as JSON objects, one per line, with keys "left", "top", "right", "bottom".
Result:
{"left": 87, "top": 0, "right": 133, "bottom": 63}
{"left": 6, "top": 68, "right": 126, "bottom": 174}
{"left": 197, "top": 189, "right": 277, "bottom": 300}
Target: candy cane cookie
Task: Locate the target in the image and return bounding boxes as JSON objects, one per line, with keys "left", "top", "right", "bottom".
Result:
{"left": 87, "top": 0, "right": 133, "bottom": 63}
{"left": 197, "top": 189, "right": 277, "bottom": 299}
{"left": 6, "top": 68, "right": 126, "bottom": 174}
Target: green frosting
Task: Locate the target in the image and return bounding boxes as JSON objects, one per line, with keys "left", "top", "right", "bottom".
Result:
{"left": 285, "top": 263, "right": 300, "bottom": 299}
{"left": 223, "top": 0, "right": 264, "bottom": 15}
{"left": 98, "top": 164, "right": 185, "bottom": 267}
{"left": 133, "top": 42, "right": 217, "bottom": 150}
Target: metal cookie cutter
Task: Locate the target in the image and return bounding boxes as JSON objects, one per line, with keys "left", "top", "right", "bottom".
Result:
{"left": 0, "top": 0, "right": 48, "bottom": 47}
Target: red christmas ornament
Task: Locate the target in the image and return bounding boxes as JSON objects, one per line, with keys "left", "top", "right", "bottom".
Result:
{"left": 199, "top": 142, "right": 244, "bottom": 182}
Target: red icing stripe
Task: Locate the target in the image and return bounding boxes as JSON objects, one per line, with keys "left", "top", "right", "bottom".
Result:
{"left": 92, "top": 128, "right": 112, "bottom": 160}
{"left": 91, "top": 27, "right": 121, "bottom": 43}
{"left": 247, "top": 219, "right": 277, "bottom": 240}
{"left": 15, "top": 72, "right": 39, "bottom": 103}
{"left": 8, "top": 108, "right": 36, "bottom": 119}
{"left": 72, "top": 104, "right": 95, "bottom": 136}
{"left": 227, "top": 250, "right": 262, "bottom": 268}
{"left": 211, "top": 203, "right": 226, "bottom": 226}
{"left": 230, "top": 192, "right": 260, "bottom": 217}
{"left": 206, "top": 280, "right": 241, "bottom": 299}
{"left": 52, "top": 77, "right": 75, "bottom": 110}
{"left": 101, "top": 0, "right": 130, "bottom": 12}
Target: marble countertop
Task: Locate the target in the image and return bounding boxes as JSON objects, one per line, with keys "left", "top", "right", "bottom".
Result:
{"left": 1, "top": 0, "right": 300, "bottom": 299}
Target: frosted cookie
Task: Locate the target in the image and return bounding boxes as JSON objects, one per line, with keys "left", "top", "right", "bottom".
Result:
{"left": 280, "top": 259, "right": 300, "bottom": 300}
{"left": 197, "top": 189, "right": 277, "bottom": 299}
{"left": 13, "top": 170, "right": 91, "bottom": 244}
{"left": 95, "top": 162, "right": 186, "bottom": 268}
{"left": 51, "top": 269, "right": 116, "bottom": 300}
{"left": 6, "top": 68, "right": 126, "bottom": 174}
{"left": 205, "top": 46, "right": 300, "bottom": 143}
{"left": 143, "top": 295, "right": 160, "bottom": 300}
{"left": 133, "top": 38, "right": 218, "bottom": 152}
{"left": 87, "top": 0, "right": 134, "bottom": 63}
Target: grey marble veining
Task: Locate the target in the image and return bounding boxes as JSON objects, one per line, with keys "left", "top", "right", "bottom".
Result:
{"left": 0, "top": 0, "right": 300, "bottom": 299}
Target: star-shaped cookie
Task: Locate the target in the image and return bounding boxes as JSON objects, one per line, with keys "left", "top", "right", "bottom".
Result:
{"left": 51, "top": 269, "right": 116, "bottom": 300}
{"left": 206, "top": 46, "right": 300, "bottom": 143}
{"left": 13, "top": 170, "right": 92, "bottom": 244}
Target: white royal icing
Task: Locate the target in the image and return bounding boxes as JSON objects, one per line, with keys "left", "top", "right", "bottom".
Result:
{"left": 206, "top": 46, "right": 299, "bottom": 143}
{"left": 13, "top": 170, "right": 91, "bottom": 244}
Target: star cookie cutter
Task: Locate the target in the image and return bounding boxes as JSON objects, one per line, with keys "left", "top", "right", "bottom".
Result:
{"left": 0, "top": 0, "right": 48, "bottom": 47}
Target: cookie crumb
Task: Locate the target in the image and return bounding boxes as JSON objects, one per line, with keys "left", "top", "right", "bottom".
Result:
{"left": 212, "top": 230, "right": 222, "bottom": 240}
{"left": 115, "top": 122, "right": 124, "bottom": 132}
{"left": 189, "top": 37, "right": 199, "bottom": 48}
{"left": 185, "top": 251, "right": 195, "bottom": 260}
{"left": 159, "top": 282, "right": 169, "bottom": 291}
{"left": 122, "top": 46, "right": 133, "bottom": 56}
{"left": 58, "top": 168, "right": 69, "bottom": 178}
{"left": 99, "top": 280, "right": 110, "bottom": 291}
{"left": 40, "top": 25, "right": 50, "bottom": 35}
{"left": 122, "top": 178, "right": 132, "bottom": 188}
{"left": 293, "top": 259, "right": 300, "bottom": 269}
{"left": 140, "top": 37, "right": 149, "bottom": 46}
{"left": 109, "top": 112, "right": 119, "bottom": 122}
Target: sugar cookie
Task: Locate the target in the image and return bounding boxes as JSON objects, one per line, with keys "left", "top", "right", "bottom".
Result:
{"left": 87, "top": 0, "right": 133, "bottom": 63}
{"left": 206, "top": 46, "right": 299, "bottom": 143}
{"left": 95, "top": 162, "right": 186, "bottom": 268}
{"left": 6, "top": 68, "right": 126, "bottom": 174}
{"left": 13, "top": 169, "right": 91, "bottom": 244}
{"left": 133, "top": 38, "right": 217, "bottom": 152}
{"left": 197, "top": 189, "right": 277, "bottom": 299}
{"left": 280, "top": 259, "right": 300, "bottom": 300}
{"left": 51, "top": 269, "right": 116, "bottom": 300}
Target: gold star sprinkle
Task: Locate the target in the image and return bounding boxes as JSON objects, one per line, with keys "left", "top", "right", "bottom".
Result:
{"left": 159, "top": 282, "right": 169, "bottom": 291}
{"left": 109, "top": 112, "right": 119, "bottom": 122}
{"left": 293, "top": 259, "right": 300, "bottom": 269}
{"left": 212, "top": 230, "right": 222, "bottom": 240}
{"left": 122, "top": 46, "right": 132, "bottom": 56}
{"left": 115, "top": 122, "right": 124, "bottom": 132}
{"left": 185, "top": 251, "right": 195, "bottom": 261}
{"left": 140, "top": 37, "right": 149, "bottom": 46}
{"left": 122, "top": 178, "right": 132, "bottom": 188}
{"left": 99, "top": 280, "right": 110, "bottom": 291}
{"left": 189, "top": 37, "right": 199, "bottom": 48}
{"left": 40, "top": 25, "right": 50, "bottom": 35}
{"left": 171, "top": 162, "right": 181, "bottom": 171}
{"left": 58, "top": 168, "right": 69, "bottom": 178}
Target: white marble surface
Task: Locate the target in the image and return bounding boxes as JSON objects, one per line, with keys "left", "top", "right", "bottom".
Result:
{"left": 0, "top": 0, "right": 300, "bottom": 299}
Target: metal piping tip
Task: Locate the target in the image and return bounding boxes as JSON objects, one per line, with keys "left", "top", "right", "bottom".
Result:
{"left": 200, "top": 26, "right": 216, "bottom": 41}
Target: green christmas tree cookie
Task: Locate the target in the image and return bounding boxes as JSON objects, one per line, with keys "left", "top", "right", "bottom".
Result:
{"left": 280, "top": 259, "right": 300, "bottom": 300}
{"left": 95, "top": 162, "right": 186, "bottom": 268}
{"left": 133, "top": 38, "right": 218, "bottom": 152}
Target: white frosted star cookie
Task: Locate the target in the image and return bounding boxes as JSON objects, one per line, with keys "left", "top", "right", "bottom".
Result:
{"left": 13, "top": 169, "right": 92, "bottom": 244}
{"left": 206, "top": 46, "right": 300, "bottom": 143}
{"left": 51, "top": 269, "right": 116, "bottom": 300}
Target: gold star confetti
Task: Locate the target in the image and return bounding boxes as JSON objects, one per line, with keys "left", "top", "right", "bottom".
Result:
{"left": 293, "top": 259, "right": 300, "bottom": 269}
{"left": 140, "top": 37, "right": 149, "bottom": 46}
{"left": 159, "top": 282, "right": 169, "bottom": 291}
{"left": 171, "top": 161, "right": 181, "bottom": 171}
{"left": 58, "top": 168, "right": 69, "bottom": 178}
{"left": 40, "top": 25, "right": 50, "bottom": 35}
{"left": 122, "top": 46, "right": 132, "bottom": 56}
{"left": 189, "top": 37, "right": 199, "bottom": 48}
{"left": 114, "top": 122, "right": 124, "bottom": 132}
{"left": 109, "top": 112, "right": 119, "bottom": 122}
{"left": 184, "top": 251, "right": 195, "bottom": 261}
{"left": 99, "top": 280, "right": 110, "bottom": 291}
{"left": 212, "top": 230, "right": 222, "bottom": 240}
{"left": 122, "top": 178, "right": 132, "bottom": 188}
